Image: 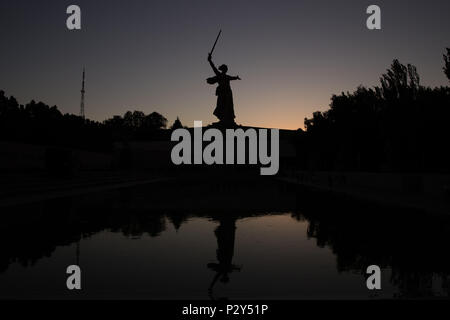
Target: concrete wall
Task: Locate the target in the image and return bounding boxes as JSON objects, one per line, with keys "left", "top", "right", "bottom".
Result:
{"left": 0, "top": 142, "right": 113, "bottom": 172}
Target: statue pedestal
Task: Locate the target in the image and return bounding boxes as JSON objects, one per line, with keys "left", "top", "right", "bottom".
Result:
{"left": 208, "top": 120, "right": 239, "bottom": 130}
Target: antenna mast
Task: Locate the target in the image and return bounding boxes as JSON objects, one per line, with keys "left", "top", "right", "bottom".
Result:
{"left": 80, "top": 68, "right": 85, "bottom": 119}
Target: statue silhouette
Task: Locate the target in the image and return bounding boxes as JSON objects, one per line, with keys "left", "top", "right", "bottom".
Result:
{"left": 207, "top": 53, "right": 241, "bottom": 127}
{"left": 207, "top": 216, "right": 241, "bottom": 300}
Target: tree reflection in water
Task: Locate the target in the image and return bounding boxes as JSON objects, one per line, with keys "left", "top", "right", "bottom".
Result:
{"left": 0, "top": 179, "right": 449, "bottom": 298}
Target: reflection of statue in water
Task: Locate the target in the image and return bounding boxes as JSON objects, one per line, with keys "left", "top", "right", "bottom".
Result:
{"left": 207, "top": 53, "right": 241, "bottom": 127}
{"left": 207, "top": 216, "right": 241, "bottom": 300}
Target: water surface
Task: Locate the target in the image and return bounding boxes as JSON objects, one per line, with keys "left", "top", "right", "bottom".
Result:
{"left": 1, "top": 179, "right": 449, "bottom": 299}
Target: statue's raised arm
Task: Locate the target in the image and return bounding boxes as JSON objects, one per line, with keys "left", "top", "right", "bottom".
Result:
{"left": 208, "top": 54, "right": 220, "bottom": 76}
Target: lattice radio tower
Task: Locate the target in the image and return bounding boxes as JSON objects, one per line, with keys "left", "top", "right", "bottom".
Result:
{"left": 80, "top": 67, "right": 86, "bottom": 119}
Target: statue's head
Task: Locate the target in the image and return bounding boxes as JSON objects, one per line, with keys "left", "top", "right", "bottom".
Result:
{"left": 219, "top": 64, "right": 228, "bottom": 74}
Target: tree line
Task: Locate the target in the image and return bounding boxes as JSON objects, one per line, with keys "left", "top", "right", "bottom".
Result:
{"left": 300, "top": 48, "right": 450, "bottom": 172}
{"left": 0, "top": 93, "right": 181, "bottom": 152}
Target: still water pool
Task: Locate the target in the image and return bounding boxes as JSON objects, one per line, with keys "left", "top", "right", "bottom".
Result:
{"left": 0, "top": 178, "right": 449, "bottom": 299}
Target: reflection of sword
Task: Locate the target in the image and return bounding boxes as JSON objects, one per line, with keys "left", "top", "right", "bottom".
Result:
{"left": 209, "top": 30, "right": 222, "bottom": 56}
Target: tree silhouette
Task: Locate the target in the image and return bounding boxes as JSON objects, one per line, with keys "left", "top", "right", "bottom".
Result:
{"left": 302, "top": 53, "right": 450, "bottom": 172}
{"left": 444, "top": 48, "right": 450, "bottom": 81}
{"left": 144, "top": 112, "right": 168, "bottom": 130}
{"left": 380, "top": 59, "right": 420, "bottom": 100}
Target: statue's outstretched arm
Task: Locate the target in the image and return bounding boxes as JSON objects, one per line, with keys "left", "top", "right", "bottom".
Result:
{"left": 230, "top": 76, "right": 241, "bottom": 81}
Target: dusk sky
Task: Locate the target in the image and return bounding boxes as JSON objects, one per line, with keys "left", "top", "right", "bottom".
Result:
{"left": 1, "top": 0, "right": 449, "bottom": 129}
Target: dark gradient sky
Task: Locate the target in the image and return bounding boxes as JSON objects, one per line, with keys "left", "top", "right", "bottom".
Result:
{"left": 1, "top": 0, "right": 449, "bottom": 129}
